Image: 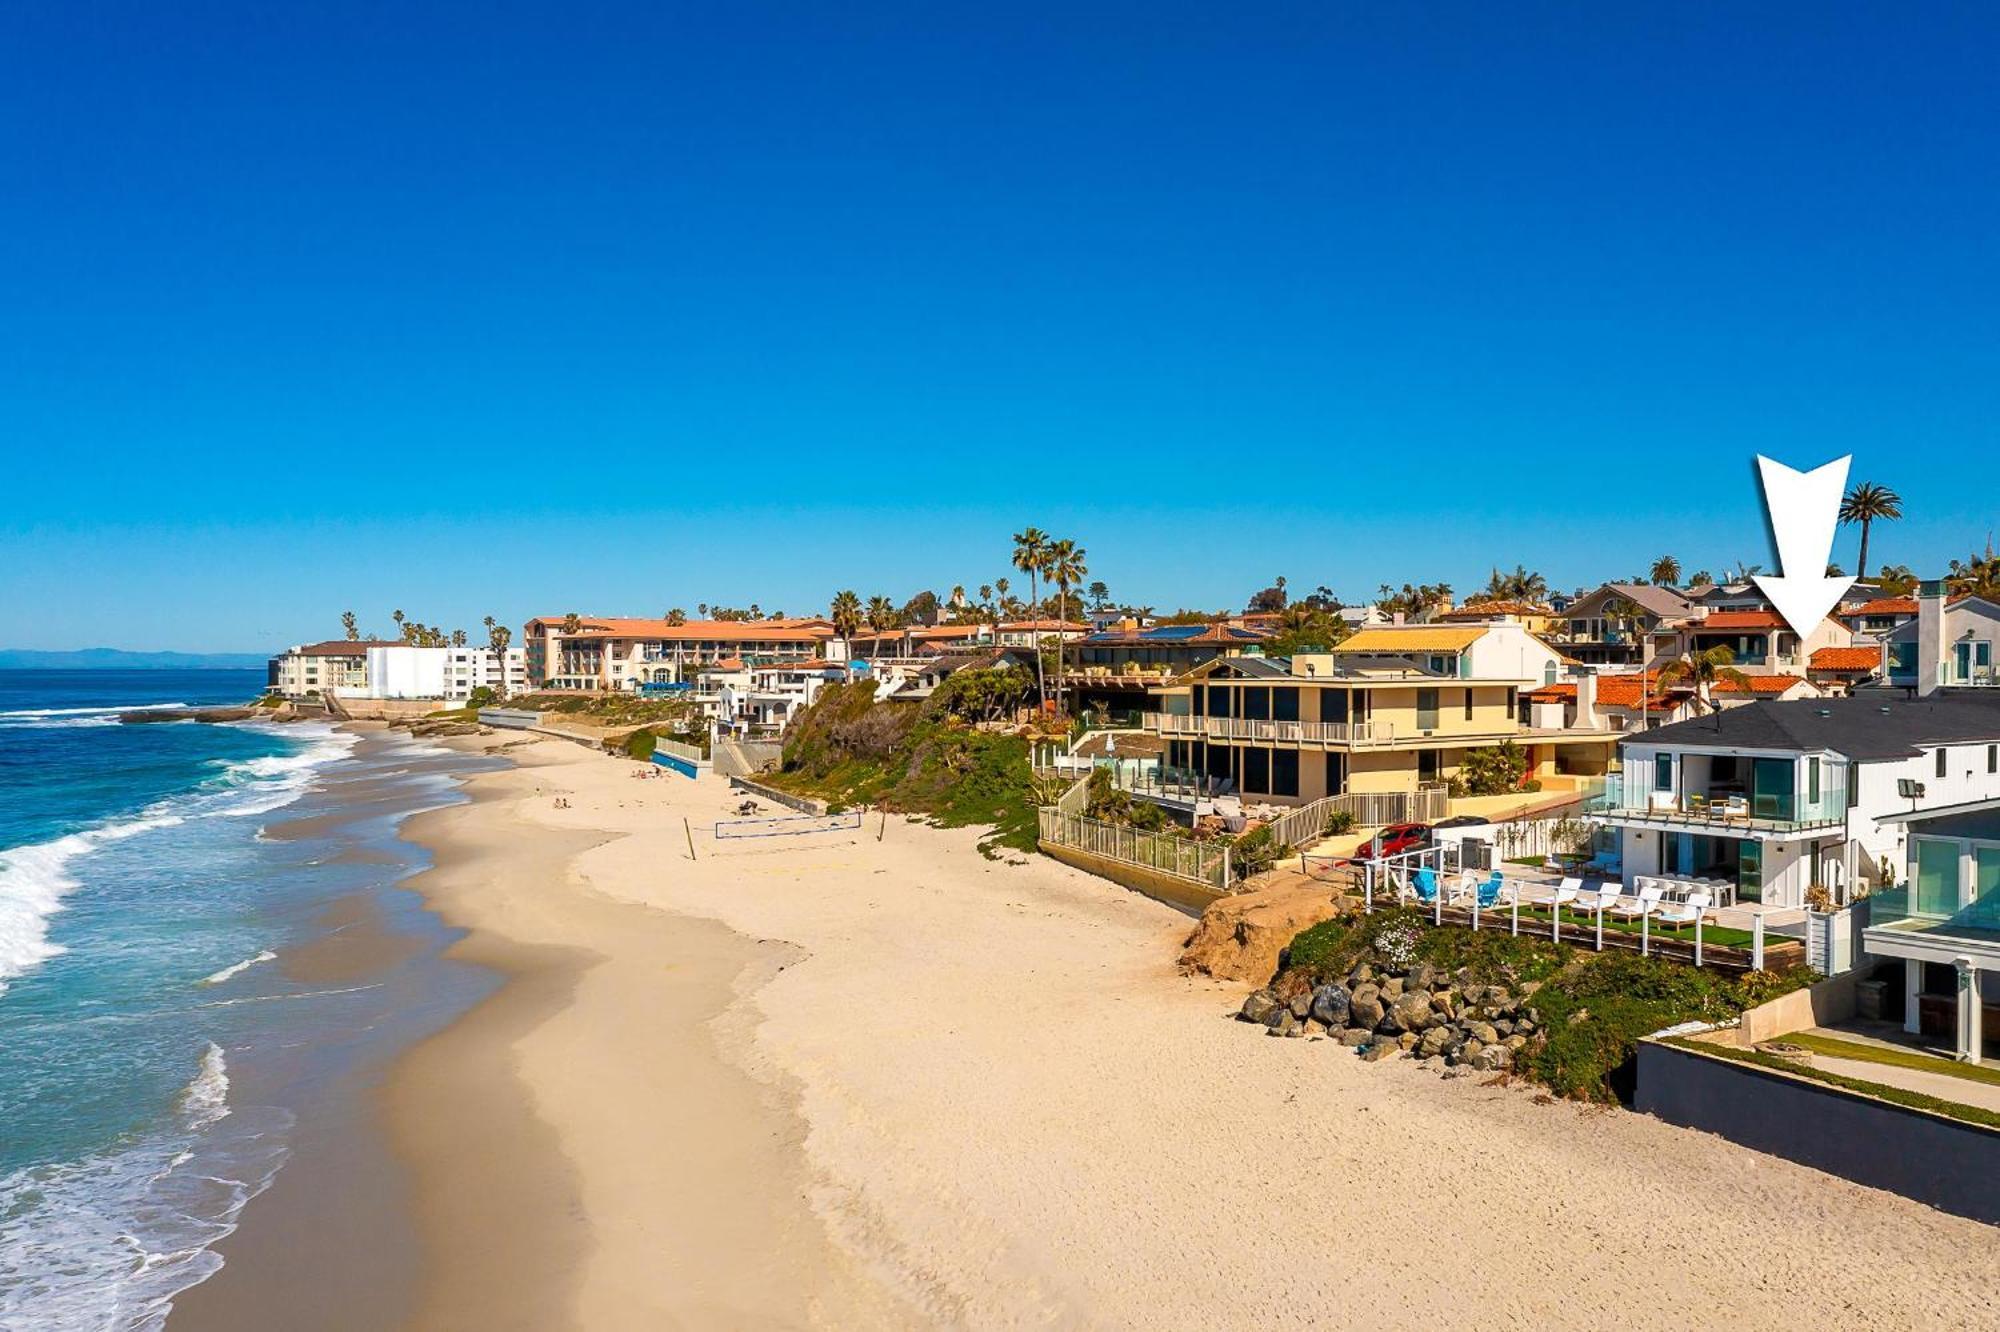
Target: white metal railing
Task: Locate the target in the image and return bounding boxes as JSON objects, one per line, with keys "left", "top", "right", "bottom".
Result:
{"left": 1142, "top": 713, "right": 1394, "bottom": 745}
{"left": 1036, "top": 808, "right": 1231, "bottom": 890}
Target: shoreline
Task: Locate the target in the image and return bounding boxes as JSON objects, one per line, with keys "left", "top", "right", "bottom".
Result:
{"left": 186, "top": 727, "right": 2000, "bottom": 1329}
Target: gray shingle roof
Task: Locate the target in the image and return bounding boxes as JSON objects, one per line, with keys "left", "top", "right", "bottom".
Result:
{"left": 1640, "top": 693, "right": 2000, "bottom": 760}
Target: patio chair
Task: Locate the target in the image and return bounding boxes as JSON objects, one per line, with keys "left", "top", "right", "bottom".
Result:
{"left": 1409, "top": 868, "right": 1443, "bottom": 905}
{"left": 1653, "top": 890, "right": 1711, "bottom": 933}
{"left": 1471, "top": 871, "right": 1507, "bottom": 909}
{"left": 1612, "top": 883, "right": 1664, "bottom": 920}
{"left": 1551, "top": 875, "right": 1583, "bottom": 908}
{"left": 1573, "top": 881, "right": 1619, "bottom": 912}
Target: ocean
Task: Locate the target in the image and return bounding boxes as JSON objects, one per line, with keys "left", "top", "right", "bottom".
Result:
{"left": 0, "top": 670, "right": 497, "bottom": 1328}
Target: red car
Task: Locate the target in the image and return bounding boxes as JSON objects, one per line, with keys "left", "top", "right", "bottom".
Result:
{"left": 1344, "top": 822, "right": 1431, "bottom": 864}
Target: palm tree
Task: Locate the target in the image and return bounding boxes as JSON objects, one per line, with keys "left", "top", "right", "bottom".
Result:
{"left": 864, "top": 595, "right": 897, "bottom": 642}
{"left": 341, "top": 610, "right": 359, "bottom": 641}
{"left": 1876, "top": 564, "right": 1919, "bottom": 597}
{"left": 560, "top": 611, "right": 582, "bottom": 635}
{"left": 1044, "top": 538, "right": 1088, "bottom": 717}
{"left": 1649, "top": 555, "right": 1682, "bottom": 587}
{"left": 451, "top": 628, "right": 468, "bottom": 648}
{"left": 829, "top": 591, "right": 862, "bottom": 645}
{"left": 1087, "top": 579, "right": 1110, "bottom": 609}
{"left": 392, "top": 609, "right": 406, "bottom": 638}
{"left": 1657, "top": 645, "right": 1752, "bottom": 714}
{"left": 1011, "top": 528, "right": 1052, "bottom": 704}
{"left": 1947, "top": 544, "right": 2000, "bottom": 601}
{"left": 1688, "top": 569, "right": 1714, "bottom": 588}
{"left": 1839, "top": 482, "right": 1903, "bottom": 584}
{"left": 665, "top": 608, "right": 687, "bottom": 626}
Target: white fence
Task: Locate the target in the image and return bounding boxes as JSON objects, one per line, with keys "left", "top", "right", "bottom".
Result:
{"left": 1037, "top": 808, "right": 1232, "bottom": 891}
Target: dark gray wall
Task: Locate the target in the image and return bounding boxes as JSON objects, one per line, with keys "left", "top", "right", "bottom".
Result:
{"left": 1635, "top": 1040, "right": 1999, "bottom": 1225}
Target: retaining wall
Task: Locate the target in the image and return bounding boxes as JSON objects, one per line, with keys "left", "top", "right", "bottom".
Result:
{"left": 1634, "top": 1039, "right": 2000, "bottom": 1225}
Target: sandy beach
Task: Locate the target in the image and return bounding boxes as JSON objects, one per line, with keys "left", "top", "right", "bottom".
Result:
{"left": 368, "top": 734, "right": 1996, "bottom": 1330}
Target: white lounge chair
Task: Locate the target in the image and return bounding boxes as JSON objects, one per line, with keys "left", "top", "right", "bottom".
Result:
{"left": 1551, "top": 875, "right": 1583, "bottom": 909}
{"left": 1653, "top": 890, "right": 1711, "bottom": 931}
{"left": 1573, "top": 880, "right": 1619, "bottom": 912}
{"left": 1613, "top": 884, "right": 1664, "bottom": 919}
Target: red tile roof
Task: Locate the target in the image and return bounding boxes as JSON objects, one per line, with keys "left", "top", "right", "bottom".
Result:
{"left": 1698, "top": 610, "right": 1786, "bottom": 630}
{"left": 1711, "top": 674, "right": 1809, "bottom": 695}
{"left": 1810, "top": 646, "right": 1886, "bottom": 672}
{"left": 1523, "top": 672, "right": 1678, "bottom": 712}
{"left": 1839, "top": 597, "right": 1918, "bottom": 618}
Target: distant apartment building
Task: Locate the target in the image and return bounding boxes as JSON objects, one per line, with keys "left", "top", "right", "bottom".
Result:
{"left": 995, "top": 618, "right": 1090, "bottom": 648}
{"left": 521, "top": 616, "right": 835, "bottom": 691}
{"left": 1140, "top": 621, "right": 1617, "bottom": 804}
{"left": 267, "top": 640, "right": 395, "bottom": 697}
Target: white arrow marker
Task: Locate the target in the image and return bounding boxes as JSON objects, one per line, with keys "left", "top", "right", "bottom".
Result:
{"left": 1751, "top": 454, "right": 1856, "bottom": 638}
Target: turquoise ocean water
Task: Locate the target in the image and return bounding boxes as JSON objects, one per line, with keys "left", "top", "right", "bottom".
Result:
{"left": 0, "top": 670, "right": 494, "bottom": 1328}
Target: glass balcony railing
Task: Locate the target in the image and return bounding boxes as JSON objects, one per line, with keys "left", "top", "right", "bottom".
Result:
{"left": 1867, "top": 885, "right": 2000, "bottom": 937}
{"left": 1583, "top": 771, "right": 1848, "bottom": 830}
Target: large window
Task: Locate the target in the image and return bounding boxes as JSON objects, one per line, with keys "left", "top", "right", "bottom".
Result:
{"left": 1271, "top": 749, "right": 1299, "bottom": 797}
{"left": 1242, "top": 687, "right": 1270, "bottom": 721}
{"left": 1242, "top": 747, "right": 1271, "bottom": 794}
{"left": 1654, "top": 754, "right": 1673, "bottom": 791}
{"left": 1914, "top": 838, "right": 1960, "bottom": 918}
{"left": 1416, "top": 688, "right": 1439, "bottom": 731}
{"left": 1273, "top": 687, "right": 1300, "bottom": 722}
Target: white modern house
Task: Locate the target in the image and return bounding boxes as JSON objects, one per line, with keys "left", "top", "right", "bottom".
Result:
{"left": 1588, "top": 694, "right": 2000, "bottom": 910}
{"left": 359, "top": 644, "right": 527, "bottom": 701}
{"left": 1865, "top": 802, "right": 2000, "bottom": 1063}
{"left": 1881, "top": 584, "right": 2000, "bottom": 693}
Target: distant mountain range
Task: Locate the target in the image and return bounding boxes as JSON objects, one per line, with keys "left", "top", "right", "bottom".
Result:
{"left": 0, "top": 648, "right": 271, "bottom": 671}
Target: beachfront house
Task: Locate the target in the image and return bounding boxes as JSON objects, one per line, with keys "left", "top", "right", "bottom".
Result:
{"left": 1588, "top": 694, "right": 2000, "bottom": 911}
{"left": 1138, "top": 621, "right": 1617, "bottom": 805}
{"left": 1863, "top": 802, "right": 2000, "bottom": 1063}
{"left": 1062, "top": 621, "right": 1270, "bottom": 721}
{"left": 1655, "top": 608, "right": 1854, "bottom": 678}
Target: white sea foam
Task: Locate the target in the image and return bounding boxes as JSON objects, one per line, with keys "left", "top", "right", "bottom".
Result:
{"left": 0, "top": 724, "right": 359, "bottom": 995}
{"left": 0, "top": 702, "right": 189, "bottom": 718}
{"left": 200, "top": 950, "right": 277, "bottom": 986}
{"left": 0, "top": 1045, "right": 292, "bottom": 1331}
{"left": 180, "top": 1043, "right": 231, "bottom": 1129}
{"left": 0, "top": 702, "right": 190, "bottom": 730}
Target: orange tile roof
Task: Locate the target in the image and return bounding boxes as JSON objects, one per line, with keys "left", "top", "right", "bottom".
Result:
{"left": 1000, "top": 619, "right": 1089, "bottom": 631}
{"left": 291, "top": 639, "right": 399, "bottom": 656}
{"left": 1699, "top": 610, "right": 1785, "bottom": 629}
{"left": 909, "top": 623, "right": 986, "bottom": 640}
{"left": 1839, "top": 597, "right": 1918, "bottom": 618}
{"left": 1810, "top": 646, "right": 1885, "bottom": 672}
{"left": 1711, "top": 674, "right": 1808, "bottom": 695}
{"left": 1524, "top": 672, "right": 1678, "bottom": 712}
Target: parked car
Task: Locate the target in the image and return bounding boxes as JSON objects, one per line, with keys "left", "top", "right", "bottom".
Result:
{"left": 1341, "top": 822, "right": 1432, "bottom": 865}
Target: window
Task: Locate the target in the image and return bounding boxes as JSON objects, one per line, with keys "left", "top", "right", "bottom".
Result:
{"left": 1272, "top": 687, "right": 1300, "bottom": 722}
{"left": 1808, "top": 757, "right": 1820, "bottom": 804}
{"left": 1271, "top": 749, "right": 1299, "bottom": 797}
{"left": 1463, "top": 690, "right": 1474, "bottom": 721}
{"left": 1416, "top": 688, "right": 1439, "bottom": 731}
{"left": 1654, "top": 754, "right": 1673, "bottom": 791}
{"left": 1242, "top": 747, "right": 1270, "bottom": 794}
{"left": 1937, "top": 747, "right": 1949, "bottom": 779}
{"left": 1990, "top": 745, "right": 1996, "bottom": 775}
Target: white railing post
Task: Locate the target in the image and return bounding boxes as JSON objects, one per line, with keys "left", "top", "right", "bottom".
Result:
{"left": 1511, "top": 886, "right": 1520, "bottom": 937}
{"left": 1694, "top": 913, "right": 1703, "bottom": 968}
{"left": 1752, "top": 913, "right": 1765, "bottom": 971}
{"left": 1595, "top": 903, "right": 1604, "bottom": 951}
{"left": 1641, "top": 911, "right": 1650, "bottom": 956}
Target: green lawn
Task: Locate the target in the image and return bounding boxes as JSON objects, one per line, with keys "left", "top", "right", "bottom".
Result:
{"left": 1785, "top": 1032, "right": 2000, "bottom": 1089}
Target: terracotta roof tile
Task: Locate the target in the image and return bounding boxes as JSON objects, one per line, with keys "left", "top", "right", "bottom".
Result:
{"left": 1810, "top": 646, "right": 1886, "bottom": 672}
{"left": 1699, "top": 610, "right": 1785, "bottom": 629}
{"left": 1839, "top": 597, "right": 1919, "bottom": 618}
{"left": 1711, "top": 674, "right": 1809, "bottom": 695}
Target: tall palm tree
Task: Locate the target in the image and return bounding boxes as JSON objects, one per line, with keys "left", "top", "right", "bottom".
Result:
{"left": 341, "top": 610, "right": 359, "bottom": 641}
{"left": 1011, "top": 528, "right": 1052, "bottom": 704}
{"left": 829, "top": 590, "right": 862, "bottom": 645}
{"left": 1649, "top": 555, "right": 1682, "bottom": 587}
{"left": 1087, "top": 579, "right": 1110, "bottom": 609}
{"left": 1045, "top": 538, "right": 1088, "bottom": 717}
{"left": 1839, "top": 482, "right": 1903, "bottom": 582}
{"left": 864, "top": 595, "right": 897, "bottom": 641}
{"left": 1657, "top": 645, "right": 1752, "bottom": 715}
{"left": 665, "top": 608, "right": 687, "bottom": 626}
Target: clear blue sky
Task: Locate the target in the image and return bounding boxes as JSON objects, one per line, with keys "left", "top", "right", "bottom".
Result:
{"left": 4, "top": 4, "right": 1997, "bottom": 650}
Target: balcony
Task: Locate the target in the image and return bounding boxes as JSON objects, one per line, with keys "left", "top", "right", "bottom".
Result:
{"left": 1583, "top": 772, "right": 1847, "bottom": 836}
{"left": 1142, "top": 712, "right": 1392, "bottom": 745}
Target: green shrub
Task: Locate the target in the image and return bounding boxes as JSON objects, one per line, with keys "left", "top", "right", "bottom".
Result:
{"left": 1322, "top": 808, "right": 1358, "bottom": 836}
{"left": 1229, "top": 824, "right": 1293, "bottom": 881}
{"left": 621, "top": 729, "right": 657, "bottom": 761}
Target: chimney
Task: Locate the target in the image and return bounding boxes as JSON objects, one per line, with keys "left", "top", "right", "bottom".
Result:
{"left": 1917, "top": 579, "right": 1946, "bottom": 697}
{"left": 1574, "top": 666, "right": 1600, "bottom": 730}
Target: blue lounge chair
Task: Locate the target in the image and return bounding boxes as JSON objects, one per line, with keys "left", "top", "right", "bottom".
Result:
{"left": 1473, "top": 872, "right": 1506, "bottom": 909}
{"left": 1410, "top": 868, "right": 1442, "bottom": 904}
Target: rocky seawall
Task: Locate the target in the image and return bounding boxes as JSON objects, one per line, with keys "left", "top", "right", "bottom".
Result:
{"left": 1238, "top": 958, "right": 1545, "bottom": 1073}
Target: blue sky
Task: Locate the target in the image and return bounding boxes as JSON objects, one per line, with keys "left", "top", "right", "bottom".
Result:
{"left": 3, "top": 4, "right": 1997, "bottom": 650}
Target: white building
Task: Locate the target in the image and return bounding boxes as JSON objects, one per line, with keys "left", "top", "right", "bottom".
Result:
{"left": 267, "top": 640, "right": 394, "bottom": 698}
{"left": 1590, "top": 694, "right": 2000, "bottom": 910}
{"left": 1865, "top": 802, "right": 2000, "bottom": 1063}
{"left": 357, "top": 644, "right": 527, "bottom": 701}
